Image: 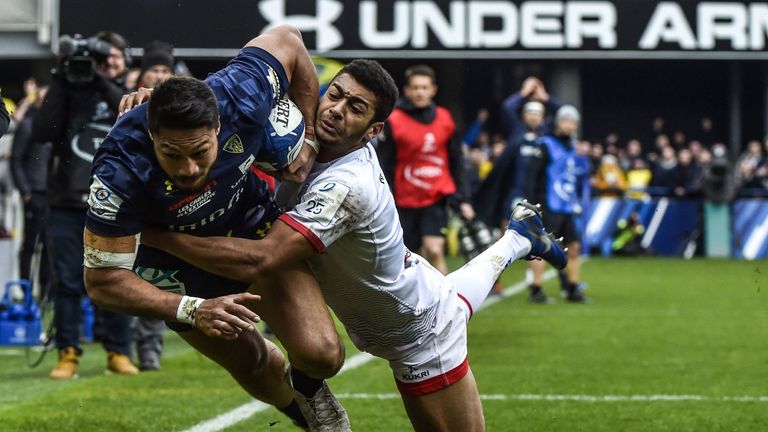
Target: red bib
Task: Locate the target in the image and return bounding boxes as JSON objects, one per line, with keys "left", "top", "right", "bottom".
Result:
{"left": 388, "top": 107, "right": 456, "bottom": 208}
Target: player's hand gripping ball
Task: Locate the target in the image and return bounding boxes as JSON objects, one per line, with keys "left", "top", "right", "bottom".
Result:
{"left": 255, "top": 96, "right": 306, "bottom": 172}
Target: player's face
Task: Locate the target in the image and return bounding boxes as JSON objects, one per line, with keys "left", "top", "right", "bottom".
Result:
{"left": 316, "top": 74, "right": 382, "bottom": 156}
{"left": 404, "top": 75, "right": 436, "bottom": 109}
{"left": 151, "top": 126, "right": 219, "bottom": 191}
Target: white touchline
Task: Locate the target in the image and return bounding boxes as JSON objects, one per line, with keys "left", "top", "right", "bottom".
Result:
{"left": 179, "top": 269, "right": 556, "bottom": 432}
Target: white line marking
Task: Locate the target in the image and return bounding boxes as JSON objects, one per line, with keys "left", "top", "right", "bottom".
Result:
{"left": 334, "top": 393, "right": 768, "bottom": 403}
{"left": 586, "top": 198, "right": 617, "bottom": 240}
{"left": 743, "top": 212, "right": 768, "bottom": 260}
{"left": 642, "top": 198, "right": 668, "bottom": 249}
{"left": 179, "top": 271, "right": 549, "bottom": 432}
{"left": 181, "top": 401, "right": 267, "bottom": 432}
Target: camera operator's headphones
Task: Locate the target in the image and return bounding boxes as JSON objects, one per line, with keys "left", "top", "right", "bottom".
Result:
{"left": 94, "top": 31, "right": 133, "bottom": 67}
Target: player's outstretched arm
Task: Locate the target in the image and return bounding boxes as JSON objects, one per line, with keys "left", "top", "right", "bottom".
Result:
{"left": 140, "top": 220, "right": 315, "bottom": 284}
{"left": 83, "top": 228, "right": 261, "bottom": 340}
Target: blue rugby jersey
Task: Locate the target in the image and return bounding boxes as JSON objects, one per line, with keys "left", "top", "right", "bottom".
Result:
{"left": 86, "top": 47, "right": 288, "bottom": 238}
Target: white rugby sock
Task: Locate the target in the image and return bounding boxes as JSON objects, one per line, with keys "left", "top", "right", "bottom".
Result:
{"left": 449, "top": 230, "right": 531, "bottom": 315}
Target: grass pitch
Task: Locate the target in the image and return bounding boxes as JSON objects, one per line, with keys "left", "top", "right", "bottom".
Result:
{"left": 1, "top": 257, "right": 766, "bottom": 431}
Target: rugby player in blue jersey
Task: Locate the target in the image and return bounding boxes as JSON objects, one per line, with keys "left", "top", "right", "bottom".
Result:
{"left": 82, "top": 25, "right": 349, "bottom": 430}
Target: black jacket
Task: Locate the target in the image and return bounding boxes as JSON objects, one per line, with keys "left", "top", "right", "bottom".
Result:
{"left": 0, "top": 90, "right": 9, "bottom": 136}
{"left": 11, "top": 112, "right": 51, "bottom": 196}
{"left": 32, "top": 72, "right": 125, "bottom": 209}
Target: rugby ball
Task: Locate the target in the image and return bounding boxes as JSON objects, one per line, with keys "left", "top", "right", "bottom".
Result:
{"left": 255, "top": 96, "right": 306, "bottom": 172}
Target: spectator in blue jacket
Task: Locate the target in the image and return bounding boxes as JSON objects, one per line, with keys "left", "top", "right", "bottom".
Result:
{"left": 513, "top": 105, "right": 591, "bottom": 303}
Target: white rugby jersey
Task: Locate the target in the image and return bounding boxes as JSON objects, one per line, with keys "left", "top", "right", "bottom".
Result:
{"left": 276, "top": 143, "right": 449, "bottom": 357}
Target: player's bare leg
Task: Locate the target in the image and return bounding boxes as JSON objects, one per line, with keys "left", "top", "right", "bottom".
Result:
{"left": 530, "top": 259, "right": 547, "bottom": 286}
{"left": 400, "top": 369, "right": 484, "bottom": 432}
{"left": 566, "top": 241, "right": 581, "bottom": 284}
{"left": 562, "top": 241, "right": 588, "bottom": 302}
{"left": 247, "top": 261, "right": 344, "bottom": 379}
{"left": 179, "top": 328, "right": 293, "bottom": 407}
{"left": 422, "top": 235, "right": 448, "bottom": 274}
{"left": 528, "top": 258, "right": 549, "bottom": 302}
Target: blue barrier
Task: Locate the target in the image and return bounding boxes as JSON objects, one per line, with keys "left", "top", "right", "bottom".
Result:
{"left": 0, "top": 280, "right": 42, "bottom": 346}
{"left": 581, "top": 198, "right": 702, "bottom": 257}
{"left": 582, "top": 197, "right": 768, "bottom": 259}
{"left": 732, "top": 200, "right": 768, "bottom": 259}
{"left": 81, "top": 297, "right": 95, "bottom": 342}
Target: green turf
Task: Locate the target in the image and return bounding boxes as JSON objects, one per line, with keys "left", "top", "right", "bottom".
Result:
{"left": 1, "top": 258, "right": 766, "bottom": 431}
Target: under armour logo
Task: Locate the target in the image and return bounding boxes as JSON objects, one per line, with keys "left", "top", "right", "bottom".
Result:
{"left": 259, "top": 0, "right": 343, "bottom": 51}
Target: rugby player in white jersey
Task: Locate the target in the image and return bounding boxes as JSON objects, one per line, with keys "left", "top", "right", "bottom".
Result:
{"left": 140, "top": 60, "right": 567, "bottom": 431}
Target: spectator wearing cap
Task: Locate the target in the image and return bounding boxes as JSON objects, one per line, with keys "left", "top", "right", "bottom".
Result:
{"left": 139, "top": 41, "right": 174, "bottom": 88}
{"left": 500, "top": 76, "right": 563, "bottom": 146}
{"left": 514, "top": 105, "right": 591, "bottom": 304}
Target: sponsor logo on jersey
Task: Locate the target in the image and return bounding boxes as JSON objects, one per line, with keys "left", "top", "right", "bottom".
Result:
{"left": 169, "top": 186, "right": 245, "bottom": 233}
{"left": 223, "top": 134, "right": 244, "bottom": 154}
{"left": 175, "top": 189, "right": 216, "bottom": 218}
{"left": 231, "top": 172, "right": 247, "bottom": 190}
{"left": 88, "top": 176, "right": 124, "bottom": 221}
{"left": 94, "top": 188, "right": 110, "bottom": 201}
{"left": 319, "top": 182, "right": 336, "bottom": 192}
{"left": 168, "top": 181, "right": 217, "bottom": 218}
{"left": 135, "top": 267, "right": 186, "bottom": 294}
{"left": 239, "top": 154, "right": 256, "bottom": 174}
{"left": 164, "top": 180, "right": 177, "bottom": 196}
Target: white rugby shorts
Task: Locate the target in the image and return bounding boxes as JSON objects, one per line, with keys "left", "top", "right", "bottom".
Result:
{"left": 389, "top": 285, "right": 472, "bottom": 396}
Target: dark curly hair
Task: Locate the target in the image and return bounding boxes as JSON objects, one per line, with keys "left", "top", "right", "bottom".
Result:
{"left": 333, "top": 59, "right": 398, "bottom": 123}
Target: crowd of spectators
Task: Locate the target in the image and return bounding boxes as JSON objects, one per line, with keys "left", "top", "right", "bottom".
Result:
{"left": 463, "top": 107, "right": 768, "bottom": 205}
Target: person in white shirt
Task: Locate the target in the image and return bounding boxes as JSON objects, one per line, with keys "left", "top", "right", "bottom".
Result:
{"left": 141, "top": 59, "right": 566, "bottom": 432}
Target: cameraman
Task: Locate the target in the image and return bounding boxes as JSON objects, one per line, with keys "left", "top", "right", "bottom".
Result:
{"left": 703, "top": 143, "right": 734, "bottom": 203}
{"left": 33, "top": 31, "right": 138, "bottom": 380}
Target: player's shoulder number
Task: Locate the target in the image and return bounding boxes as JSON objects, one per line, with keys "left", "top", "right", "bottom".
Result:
{"left": 296, "top": 181, "right": 351, "bottom": 227}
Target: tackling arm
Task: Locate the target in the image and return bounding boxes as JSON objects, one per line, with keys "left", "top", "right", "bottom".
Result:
{"left": 83, "top": 228, "right": 260, "bottom": 339}
{"left": 139, "top": 219, "right": 316, "bottom": 284}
